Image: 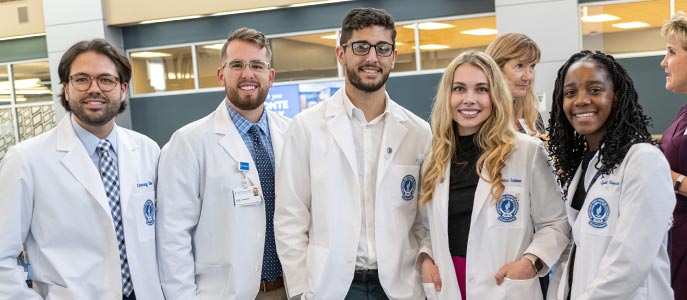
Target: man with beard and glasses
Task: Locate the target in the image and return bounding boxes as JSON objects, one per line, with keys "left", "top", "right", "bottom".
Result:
{"left": 0, "top": 39, "right": 164, "bottom": 300}
{"left": 274, "top": 8, "right": 432, "bottom": 300}
{"left": 156, "top": 27, "right": 290, "bottom": 300}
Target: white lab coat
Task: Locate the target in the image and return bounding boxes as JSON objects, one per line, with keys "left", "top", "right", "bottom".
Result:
{"left": 0, "top": 115, "right": 163, "bottom": 300}
{"left": 274, "top": 89, "right": 432, "bottom": 300}
{"left": 424, "top": 133, "right": 569, "bottom": 300}
{"left": 156, "top": 100, "right": 290, "bottom": 300}
{"left": 549, "top": 143, "right": 674, "bottom": 300}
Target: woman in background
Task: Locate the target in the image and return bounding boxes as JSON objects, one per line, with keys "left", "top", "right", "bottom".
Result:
{"left": 548, "top": 50, "right": 674, "bottom": 299}
{"left": 419, "top": 51, "right": 568, "bottom": 300}
{"left": 486, "top": 32, "right": 544, "bottom": 137}
{"left": 659, "top": 12, "right": 687, "bottom": 300}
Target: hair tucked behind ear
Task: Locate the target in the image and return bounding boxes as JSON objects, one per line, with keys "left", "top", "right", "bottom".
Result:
{"left": 547, "top": 50, "right": 653, "bottom": 194}
{"left": 421, "top": 51, "right": 516, "bottom": 206}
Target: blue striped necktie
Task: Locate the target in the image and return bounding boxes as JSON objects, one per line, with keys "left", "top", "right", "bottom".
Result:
{"left": 248, "top": 125, "right": 282, "bottom": 284}
{"left": 97, "top": 139, "right": 134, "bottom": 296}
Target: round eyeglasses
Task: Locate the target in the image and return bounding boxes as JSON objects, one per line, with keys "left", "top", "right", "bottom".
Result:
{"left": 69, "top": 74, "right": 120, "bottom": 92}
{"left": 341, "top": 41, "right": 395, "bottom": 57}
{"left": 222, "top": 60, "right": 271, "bottom": 73}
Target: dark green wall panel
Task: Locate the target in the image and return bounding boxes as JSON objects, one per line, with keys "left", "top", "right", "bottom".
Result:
{"left": 0, "top": 36, "right": 47, "bottom": 63}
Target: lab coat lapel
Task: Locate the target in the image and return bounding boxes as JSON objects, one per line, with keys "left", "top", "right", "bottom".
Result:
{"left": 376, "top": 103, "right": 408, "bottom": 187}
{"left": 56, "top": 115, "right": 111, "bottom": 215}
{"left": 214, "top": 101, "right": 261, "bottom": 190}
{"left": 470, "top": 170, "right": 492, "bottom": 229}
{"left": 325, "top": 92, "right": 359, "bottom": 180}
{"left": 267, "top": 111, "right": 285, "bottom": 165}
{"left": 116, "top": 127, "right": 137, "bottom": 214}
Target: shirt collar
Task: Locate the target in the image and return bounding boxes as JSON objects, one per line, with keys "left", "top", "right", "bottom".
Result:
{"left": 70, "top": 113, "right": 118, "bottom": 155}
{"left": 226, "top": 101, "right": 270, "bottom": 135}
{"left": 341, "top": 88, "right": 390, "bottom": 124}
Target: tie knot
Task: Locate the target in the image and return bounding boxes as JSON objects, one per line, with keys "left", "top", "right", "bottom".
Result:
{"left": 249, "top": 125, "right": 261, "bottom": 137}
{"left": 97, "top": 139, "right": 112, "bottom": 153}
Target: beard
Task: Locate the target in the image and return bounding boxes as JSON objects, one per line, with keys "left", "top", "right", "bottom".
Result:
{"left": 345, "top": 63, "right": 390, "bottom": 93}
{"left": 69, "top": 94, "right": 122, "bottom": 127}
{"left": 226, "top": 80, "right": 269, "bottom": 111}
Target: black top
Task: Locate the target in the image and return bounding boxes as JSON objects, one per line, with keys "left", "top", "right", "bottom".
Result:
{"left": 570, "top": 150, "right": 597, "bottom": 211}
{"left": 448, "top": 130, "right": 482, "bottom": 257}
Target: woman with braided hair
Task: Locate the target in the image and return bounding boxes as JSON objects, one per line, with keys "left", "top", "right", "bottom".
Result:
{"left": 547, "top": 50, "right": 674, "bottom": 300}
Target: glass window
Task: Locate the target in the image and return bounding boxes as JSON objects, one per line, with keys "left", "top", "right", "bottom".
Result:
{"left": 0, "top": 107, "right": 16, "bottom": 160}
{"left": 394, "top": 24, "right": 417, "bottom": 72}
{"left": 130, "top": 46, "right": 195, "bottom": 94}
{"left": 196, "top": 43, "right": 222, "bottom": 89}
{"left": 271, "top": 32, "right": 338, "bottom": 82}
{"left": 12, "top": 61, "right": 52, "bottom": 104}
{"left": 581, "top": 0, "right": 669, "bottom": 55}
{"left": 0, "top": 65, "right": 9, "bottom": 106}
{"left": 417, "top": 16, "right": 497, "bottom": 70}
{"left": 17, "top": 104, "right": 55, "bottom": 141}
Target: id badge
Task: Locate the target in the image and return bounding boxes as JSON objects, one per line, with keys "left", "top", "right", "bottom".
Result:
{"left": 233, "top": 186, "right": 262, "bottom": 206}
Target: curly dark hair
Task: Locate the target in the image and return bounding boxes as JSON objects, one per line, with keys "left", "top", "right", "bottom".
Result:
{"left": 547, "top": 50, "right": 653, "bottom": 192}
{"left": 339, "top": 8, "right": 396, "bottom": 45}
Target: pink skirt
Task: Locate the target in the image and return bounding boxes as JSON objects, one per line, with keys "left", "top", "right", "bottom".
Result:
{"left": 452, "top": 256, "right": 467, "bottom": 299}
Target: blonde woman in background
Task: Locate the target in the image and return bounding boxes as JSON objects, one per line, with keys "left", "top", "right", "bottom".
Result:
{"left": 486, "top": 33, "right": 545, "bottom": 137}
{"left": 419, "top": 51, "right": 569, "bottom": 300}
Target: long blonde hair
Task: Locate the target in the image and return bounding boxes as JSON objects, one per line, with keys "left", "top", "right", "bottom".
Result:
{"left": 420, "top": 51, "right": 516, "bottom": 206}
{"left": 486, "top": 33, "right": 541, "bottom": 132}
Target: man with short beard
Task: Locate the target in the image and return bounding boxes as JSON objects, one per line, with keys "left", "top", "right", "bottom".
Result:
{"left": 0, "top": 39, "right": 164, "bottom": 300}
{"left": 274, "top": 8, "right": 432, "bottom": 300}
{"left": 156, "top": 27, "right": 290, "bottom": 300}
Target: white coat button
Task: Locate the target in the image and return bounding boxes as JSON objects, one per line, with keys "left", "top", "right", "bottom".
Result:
{"left": 255, "top": 267, "right": 259, "bottom": 273}
{"left": 257, "top": 233, "right": 263, "bottom": 238}
{"left": 469, "top": 276, "right": 474, "bottom": 283}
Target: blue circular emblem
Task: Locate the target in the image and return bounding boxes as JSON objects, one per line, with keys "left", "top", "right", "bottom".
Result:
{"left": 588, "top": 198, "right": 609, "bottom": 228}
{"left": 143, "top": 199, "right": 155, "bottom": 226}
{"left": 401, "top": 175, "right": 416, "bottom": 201}
{"left": 496, "top": 194, "right": 519, "bottom": 223}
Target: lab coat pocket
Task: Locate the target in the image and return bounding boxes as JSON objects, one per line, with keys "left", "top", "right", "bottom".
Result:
{"left": 45, "top": 283, "right": 77, "bottom": 300}
{"left": 488, "top": 187, "right": 525, "bottom": 229}
{"left": 388, "top": 164, "right": 420, "bottom": 208}
{"left": 134, "top": 191, "right": 156, "bottom": 242}
{"left": 580, "top": 193, "right": 618, "bottom": 236}
{"left": 306, "top": 244, "right": 329, "bottom": 291}
{"left": 502, "top": 277, "right": 542, "bottom": 300}
{"left": 195, "top": 263, "right": 227, "bottom": 297}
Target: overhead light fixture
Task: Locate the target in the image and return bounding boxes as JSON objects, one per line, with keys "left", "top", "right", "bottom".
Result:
{"left": 202, "top": 43, "right": 224, "bottom": 50}
{"left": 0, "top": 33, "right": 45, "bottom": 42}
{"left": 140, "top": 15, "right": 202, "bottom": 24}
{"left": 460, "top": 28, "right": 498, "bottom": 36}
{"left": 321, "top": 34, "right": 338, "bottom": 39}
{"left": 289, "top": 0, "right": 353, "bottom": 7}
{"left": 404, "top": 22, "right": 455, "bottom": 30}
{"left": 211, "top": 7, "right": 279, "bottom": 16}
{"left": 581, "top": 13, "right": 620, "bottom": 23}
{"left": 131, "top": 51, "right": 173, "bottom": 58}
{"left": 414, "top": 44, "right": 450, "bottom": 50}
{"left": 612, "top": 21, "right": 650, "bottom": 29}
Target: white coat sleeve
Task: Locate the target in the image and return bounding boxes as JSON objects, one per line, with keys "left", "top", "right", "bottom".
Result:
{"left": 575, "top": 145, "right": 674, "bottom": 300}
{"left": 274, "top": 117, "right": 312, "bottom": 298}
{"left": 525, "top": 140, "right": 571, "bottom": 275}
{"left": 413, "top": 136, "right": 433, "bottom": 267}
{"left": 0, "top": 148, "right": 42, "bottom": 299}
{"left": 156, "top": 132, "right": 201, "bottom": 300}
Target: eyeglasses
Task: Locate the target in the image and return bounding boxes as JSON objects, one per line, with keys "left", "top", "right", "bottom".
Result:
{"left": 222, "top": 60, "right": 271, "bottom": 73}
{"left": 69, "top": 74, "right": 120, "bottom": 92}
{"left": 341, "top": 41, "right": 395, "bottom": 57}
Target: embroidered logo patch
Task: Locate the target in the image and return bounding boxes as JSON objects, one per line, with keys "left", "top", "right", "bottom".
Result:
{"left": 496, "top": 194, "right": 519, "bottom": 223}
{"left": 588, "top": 198, "right": 610, "bottom": 229}
{"left": 143, "top": 199, "right": 155, "bottom": 226}
{"left": 401, "top": 175, "right": 416, "bottom": 201}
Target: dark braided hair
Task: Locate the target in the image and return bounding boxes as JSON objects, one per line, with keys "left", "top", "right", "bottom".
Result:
{"left": 547, "top": 50, "right": 653, "bottom": 193}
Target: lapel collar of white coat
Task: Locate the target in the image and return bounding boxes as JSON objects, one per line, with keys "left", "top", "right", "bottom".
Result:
{"left": 435, "top": 161, "right": 452, "bottom": 231}
{"left": 57, "top": 114, "right": 113, "bottom": 215}
{"left": 565, "top": 165, "right": 584, "bottom": 223}
{"left": 213, "top": 99, "right": 261, "bottom": 190}
{"left": 376, "top": 97, "right": 408, "bottom": 187}
{"left": 115, "top": 126, "right": 137, "bottom": 214}
{"left": 266, "top": 110, "right": 285, "bottom": 166}
{"left": 470, "top": 168, "right": 493, "bottom": 229}
{"left": 324, "top": 89, "right": 359, "bottom": 180}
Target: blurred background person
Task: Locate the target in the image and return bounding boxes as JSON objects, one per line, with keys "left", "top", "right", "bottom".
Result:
{"left": 659, "top": 12, "right": 687, "bottom": 300}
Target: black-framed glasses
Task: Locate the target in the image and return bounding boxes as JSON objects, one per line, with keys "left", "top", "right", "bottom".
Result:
{"left": 222, "top": 60, "right": 271, "bottom": 73}
{"left": 69, "top": 74, "right": 120, "bottom": 92}
{"left": 341, "top": 41, "right": 395, "bottom": 57}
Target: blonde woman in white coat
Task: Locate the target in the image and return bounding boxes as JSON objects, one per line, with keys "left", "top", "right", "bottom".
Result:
{"left": 419, "top": 51, "right": 570, "bottom": 300}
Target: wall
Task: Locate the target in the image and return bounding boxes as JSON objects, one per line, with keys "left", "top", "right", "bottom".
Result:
{"left": 0, "top": 0, "right": 44, "bottom": 38}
